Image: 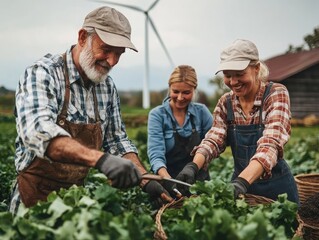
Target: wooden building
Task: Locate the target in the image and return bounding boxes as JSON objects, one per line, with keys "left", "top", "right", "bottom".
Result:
{"left": 265, "top": 48, "right": 319, "bottom": 119}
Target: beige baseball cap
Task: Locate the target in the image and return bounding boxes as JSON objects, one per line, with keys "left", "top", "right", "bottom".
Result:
{"left": 83, "top": 6, "right": 137, "bottom": 52}
{"left": 215, "top": 39, "right": 259, "bottom": 74}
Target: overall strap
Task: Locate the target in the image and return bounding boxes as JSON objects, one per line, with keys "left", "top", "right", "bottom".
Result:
{"left": 59, "top": 53, "right": 71, "bottom": 125}
{"left": 164, "top": 106, "right": 179, "bottom": 133}
{"left": 92, "top": 87, "right": 101, "bottom": 122}
{"left": 189, "top": 114, "right": 196, "bottom": 133}
{"left": 258, "top": 82, "right": 273, "bottom": 124}
{"left": 226, "top": 94, "right": 235, "bottom": 124}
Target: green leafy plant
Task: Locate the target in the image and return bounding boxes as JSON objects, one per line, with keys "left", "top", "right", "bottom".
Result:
{"left": 161, "top": 180, "right": 299, "bottom": 240}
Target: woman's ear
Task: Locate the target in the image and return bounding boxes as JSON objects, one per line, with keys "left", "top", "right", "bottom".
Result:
{"left": 254, "top": 62, "right": 260, "bottom": 75}
{"left": 255, "top": 62, "right": 261, "bottom": 70}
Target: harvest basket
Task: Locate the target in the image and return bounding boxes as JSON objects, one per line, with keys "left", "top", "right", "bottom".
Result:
{"left": 154, "top": 197, "right": 185, "bottom": 240}
{"left": 294, "top": 173, "right": 319, "bottom": 204}
{"left": 295, "top": 214, "right": 319, "bottom": 240}
{"left": 239, "top": 193, "right": 274, "bottom": 206}
{"left": 154, "top": 194, "right": 273, "bottom": 240}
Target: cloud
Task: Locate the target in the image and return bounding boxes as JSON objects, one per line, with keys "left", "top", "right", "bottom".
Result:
{"left": 1, "top": 0, "right": 319, "bottom": 94}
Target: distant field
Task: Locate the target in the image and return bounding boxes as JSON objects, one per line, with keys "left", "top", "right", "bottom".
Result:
{"left": 1, "top": 122, "right": 317, "bottom": 148}
{"left": 126, "top": 125, "right": 319, "bottom": 151}
{"left": 290, "top": 125, "right": 319, "bottom": 145}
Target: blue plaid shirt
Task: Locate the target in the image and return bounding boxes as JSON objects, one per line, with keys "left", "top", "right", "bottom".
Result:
{"left": 14, "top": 46, "right": 137, "bottom": 172}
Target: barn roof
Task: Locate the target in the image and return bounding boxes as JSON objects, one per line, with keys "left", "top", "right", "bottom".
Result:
{"left": 264, "top": 48, "right": 319, "bottom": 82}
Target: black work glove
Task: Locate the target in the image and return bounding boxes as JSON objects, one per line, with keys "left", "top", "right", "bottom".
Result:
{"left": 142, "top": 180, "right": 173, "bottom": 209}
{"left": 162, "top": 180, "right": 180, "bottom": 199}
{"left": 175, "top": 162, "right": 199, "bottom": 196}
{"left": 95, "top": 153, "right": 142, "bottom": 189}
{"left": 231, "top": 177, "right": 250, "bottom": 199}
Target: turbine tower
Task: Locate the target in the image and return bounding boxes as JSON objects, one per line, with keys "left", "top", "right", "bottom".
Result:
{"left": 92, "top": 0, "right": 174, "bottom": 108}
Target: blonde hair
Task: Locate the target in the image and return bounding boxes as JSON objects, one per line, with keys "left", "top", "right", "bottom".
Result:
{"left": 250, "top": 60, "right": 269, "bottom": 82}
{"left": 168, "top": 65, "right": 197, "bottom": 88}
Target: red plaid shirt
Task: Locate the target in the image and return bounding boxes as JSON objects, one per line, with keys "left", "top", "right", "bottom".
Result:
{"left": 192, "top": 81, "right": 291, "bottom": 178}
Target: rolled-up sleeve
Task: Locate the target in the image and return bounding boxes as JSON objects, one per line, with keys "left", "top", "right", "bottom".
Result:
{"left": 192, "top": 96, "right": 228, "bottom": 170}
{"left": 252, "top": 84, "right": 291, "bottom": 178}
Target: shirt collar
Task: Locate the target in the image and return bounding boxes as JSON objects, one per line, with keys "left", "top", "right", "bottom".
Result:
{"left": 232, "top": 81, "right": 267, "bottom": 107}
{"left": 65, "top": 46, "right": 83, "bottom": 85}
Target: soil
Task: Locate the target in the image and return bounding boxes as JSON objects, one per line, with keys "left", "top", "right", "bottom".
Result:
{"left": 298, "top": 192, "right": 319, "bottom": 226}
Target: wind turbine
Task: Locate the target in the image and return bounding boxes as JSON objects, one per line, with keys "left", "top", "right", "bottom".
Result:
{"left": 91, "top": 0, "right": 175, "bottom": 109}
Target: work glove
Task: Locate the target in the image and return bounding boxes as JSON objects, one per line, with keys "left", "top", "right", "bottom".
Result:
{"left": 142, "top": 180, "right": 173, "bottom": 209}
{"left": 162, "top": 180, "right": 181, "bottom": 199}
{"left": 95, "top": 153, "right": 142, "bottom": 189}
{"left": 175, "top": 162, "right": 199, "bottom": 196}
{"left": 231, "top": 177, "right": 250, "bottom": 199}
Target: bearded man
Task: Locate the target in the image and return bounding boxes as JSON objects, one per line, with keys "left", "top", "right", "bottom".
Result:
{"left": 9, "top": 6, "right": 173, "bottom": 214}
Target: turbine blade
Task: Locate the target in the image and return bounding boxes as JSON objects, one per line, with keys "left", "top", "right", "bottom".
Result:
{"left": 147, "top": 0, "right": 160, "bottom": 12}
{"left": 89, "top": 0, "right": 144, "bottom": 12}
{"left": 148, "top": 16, "right": 174, "bottom": 67}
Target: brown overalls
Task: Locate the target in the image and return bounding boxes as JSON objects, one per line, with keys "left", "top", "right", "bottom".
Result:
{"left": 17, "top": 54, "right": 102, "bottom": 207}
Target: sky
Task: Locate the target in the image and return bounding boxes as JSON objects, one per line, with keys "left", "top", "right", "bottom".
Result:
{"left": 1, "top": 0, "right": 318, "bottom": 95}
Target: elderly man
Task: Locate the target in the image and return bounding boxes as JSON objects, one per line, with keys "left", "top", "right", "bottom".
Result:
{"left": 9, "top": 6, "right": 172, "bottom": 213}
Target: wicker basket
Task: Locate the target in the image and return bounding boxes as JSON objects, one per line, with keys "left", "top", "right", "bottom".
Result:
{"left": 295, "top": 173, "right": 319, "bottom": 204}
{"left": 239, "top": 193, "right": 274, "bottom": 206}
{"left": 295, "top": 214, "right": 319, "bottom": 240}
{"left": 154, "top": 194, "right": 273, "bottom": 240}
{"left": 154, "top": 197, "right": 185, "bottom": 240}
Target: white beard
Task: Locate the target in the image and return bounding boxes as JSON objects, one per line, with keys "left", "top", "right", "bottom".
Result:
{"left": 79, "top": 37, "right": 111, "bottom": 83}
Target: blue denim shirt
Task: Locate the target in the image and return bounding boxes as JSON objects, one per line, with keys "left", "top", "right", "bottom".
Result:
{"left": 147, "top": 97, "right": 213, "bottom": 173}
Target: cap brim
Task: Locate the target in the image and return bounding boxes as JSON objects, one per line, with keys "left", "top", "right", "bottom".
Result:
{"left": 95, "top": 28, "right": 138, "bottom": 52}
{"left": 215, "top": 60, "right": 250, "bottom": 75}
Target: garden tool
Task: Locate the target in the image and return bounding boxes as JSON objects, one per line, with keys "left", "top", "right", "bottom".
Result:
{"left": 142, "top": 173, "right": 192, "bottom": 187}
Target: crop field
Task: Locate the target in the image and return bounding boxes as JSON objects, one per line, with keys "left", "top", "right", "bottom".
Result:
{"left": 0, "top": 122, "right": 318, "bottom": 239}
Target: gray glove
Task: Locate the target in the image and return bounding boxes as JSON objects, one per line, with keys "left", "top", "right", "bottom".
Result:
{"left": 231, "top": 177, "right": 250, "bottom": 199}
{"left": 95, "top": 153, "right": 142, "bottom": 189}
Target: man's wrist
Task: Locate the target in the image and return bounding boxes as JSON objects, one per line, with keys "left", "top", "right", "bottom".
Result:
{"left": 95, "top": 153, "right": 108, "bottom": 169}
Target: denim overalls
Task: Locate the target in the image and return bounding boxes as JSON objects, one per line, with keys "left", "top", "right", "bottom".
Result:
{"left": 226, "top": 82, "right": 299, "bottom": 204}
{"left": 165, "top": 115, "right": 209, "bottom": 181}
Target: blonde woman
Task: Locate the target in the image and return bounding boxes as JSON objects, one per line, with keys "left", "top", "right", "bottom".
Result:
{"left": 147, "top": 65, "right": 213, "bottom": 199}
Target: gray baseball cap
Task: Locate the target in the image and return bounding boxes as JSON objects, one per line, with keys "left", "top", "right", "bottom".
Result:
{"left": 215, "top": 39, "right": 259, "bottom": 74}
{"left": 83, "top": 6, "right": 138, "bottom": 52}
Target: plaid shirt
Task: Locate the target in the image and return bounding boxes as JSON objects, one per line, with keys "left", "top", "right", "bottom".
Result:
{"left": 193, "top": 81, "right": 291, "bottom": 178}
{"left": 14, "top": 46, "right": 137, "bottom": 172}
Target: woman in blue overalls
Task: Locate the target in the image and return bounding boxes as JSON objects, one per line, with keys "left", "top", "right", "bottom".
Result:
{"left": 147, "top": 65, "right": 213, "bottom": 198}
{"left": 186, "top": 39, "right": 299, "bottom": 204}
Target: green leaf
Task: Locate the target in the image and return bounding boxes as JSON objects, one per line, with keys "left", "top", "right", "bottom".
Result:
{"left": 236, "top": 222, "right": 258, "bottom": 240}
{"left": 54, "top": 221, "right": 77, "bottom": 240}
{"left": 0, "top": 211, "right": 13, "bottom": 232}
{"left": 46, "top": 197, "right": 72, "bottom": 227}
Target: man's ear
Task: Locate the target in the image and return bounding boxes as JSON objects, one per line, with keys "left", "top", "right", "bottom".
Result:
{"left": 78, "top": 29, "right": 88, "bottom": 47}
